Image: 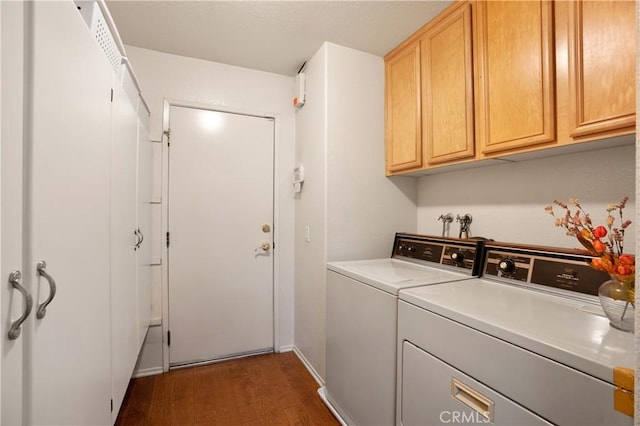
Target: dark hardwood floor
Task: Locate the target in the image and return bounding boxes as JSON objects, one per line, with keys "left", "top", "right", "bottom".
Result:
{"left": 115, "top": 351, "right": 339, "bottom": 426}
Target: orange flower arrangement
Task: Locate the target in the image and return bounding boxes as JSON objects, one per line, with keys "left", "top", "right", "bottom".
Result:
{"left": 545, "top": 197, "right": 634, "bottom": 278}
{"left": 546, "top": 197, "right": 635, "bottom": 330}
{"left": 545, "top": 197, "right": 634, "bottom": 299}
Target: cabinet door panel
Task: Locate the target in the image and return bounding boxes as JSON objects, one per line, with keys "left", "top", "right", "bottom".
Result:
{"left": 110, "top": 84, "right": 140, "bottom": 421}
{"left": 385, "top": 44, "right": 422, "bottom": 173}
{"left": 568, "top": 0, "right": 635, "bottom": 137}
{"left": 1, "top": 2, "right": 27, "bottom": 424}
{"left": 474, "top": 0, "right": 555, "bottom": 154}
{"left": 28, "top": 2, "right": 112, "bottom": 424}
{"left": 422, "top": 2, "right": 474, "bottom": 165}
{"left": 136, "top": 110, "right": 152, "bottom": 352}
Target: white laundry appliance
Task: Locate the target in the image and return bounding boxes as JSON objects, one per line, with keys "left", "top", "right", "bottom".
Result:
{"left": 321, "top": 233, "right": 485, "bottom": 426}
{"left": 397, "top": 242, "right": 634, "bottom": 426}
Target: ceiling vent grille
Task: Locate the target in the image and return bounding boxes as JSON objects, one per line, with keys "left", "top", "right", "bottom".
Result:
{"left": 74, "top": 1, "right": 122, "bottom": 75}
{"left": 93, "top": 12, "right": 121, "bottom": 74}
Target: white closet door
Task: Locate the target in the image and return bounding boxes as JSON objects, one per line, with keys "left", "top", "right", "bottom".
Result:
{"left": 27, "top": 2, "right": 112, "bottom": 424}
{"left": 110, "top": 84, "right": 140, "bottom": 421}
{"left": 136, "top": 109, "right": 153, "bottom": 351}
{"left": 1, "top": 2, "right": 27, "bottom": 424}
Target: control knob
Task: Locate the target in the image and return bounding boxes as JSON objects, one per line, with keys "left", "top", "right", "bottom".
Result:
{"left": 450, "top": 251, "right": 465, "bottom": 264}
{"left": 497, "top": 258, "right": 516, "bottom": 273}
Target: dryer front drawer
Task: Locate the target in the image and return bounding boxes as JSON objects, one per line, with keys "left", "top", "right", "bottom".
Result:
{"left": 397, "top": 301, "right": 632, "bottom": 426}
{"left": 401, "top": 341, "right": 551, "bottom": 426}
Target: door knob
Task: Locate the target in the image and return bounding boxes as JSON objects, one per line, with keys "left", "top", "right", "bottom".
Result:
{"left": 255, "top": 242, "right": 271, "bottom": 252}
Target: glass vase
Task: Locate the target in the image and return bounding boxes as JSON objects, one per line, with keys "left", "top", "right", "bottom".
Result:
{"left": 598, "top": 274, "right": 635, "bottom": 333}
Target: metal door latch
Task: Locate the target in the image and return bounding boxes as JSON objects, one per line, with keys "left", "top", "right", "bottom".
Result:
{"left": 255, "top": 242, "right": 271, "bottom": 252}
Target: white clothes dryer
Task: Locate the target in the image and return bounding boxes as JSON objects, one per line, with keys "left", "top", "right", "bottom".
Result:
{"left": 397, "top": 242, "right": 634, "bottom": 426}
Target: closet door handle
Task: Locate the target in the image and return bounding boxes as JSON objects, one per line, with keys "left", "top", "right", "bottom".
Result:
{"left": 134, "top": 228, "right": 142, "bottom": 250}
{"left": 36, "top": 261, "right": 57, "bottom": 319}
{"left": 134, "top": 229, "right": 140, "bottom": 250}
{"left": 8, "top": 270, "right": 33, "bottom": 340}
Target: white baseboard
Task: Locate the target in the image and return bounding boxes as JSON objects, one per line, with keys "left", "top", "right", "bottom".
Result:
{"left": 292, "top": 346, "right": 324, "bottom": 387}
{"left": 277, "top": 345, "right": 294, "bottom": 353}
{"left": 132, "top": 366, "right": 163, "bottom": 379}
{"left": 318, "top": 387, "right": 349, "bottom": 426}
{"left": 132, "top": 346, "right": 316, "bottom": 383}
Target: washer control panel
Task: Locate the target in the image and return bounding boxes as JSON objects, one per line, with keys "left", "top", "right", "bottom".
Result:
{"left": 392, "top": 234, "right": 482, "bottom": 275}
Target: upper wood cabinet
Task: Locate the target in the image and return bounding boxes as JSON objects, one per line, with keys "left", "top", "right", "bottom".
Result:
{"left": 422, "top": 2, "right": 475, "bottom": 165}
{"left": 566, "top": 0, "right": 635, "bottom": 138}
{"left": 385, "top": 1, "right": 474, "bottom": 174}
{"left": 473, "top": 0, "right": 556, "bottom": 155}
{"left": 384, "top": 0, "right": 635, "bottom": 175}
{"left": 385, "top": 43, "right": 422, "bottom": 173}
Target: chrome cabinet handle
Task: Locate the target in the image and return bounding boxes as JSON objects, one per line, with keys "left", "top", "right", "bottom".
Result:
{"left": 36, "top": 261, "right": 57, "bottom": 319}
{"left": 8, "top": 271, "right": 33, "bottom": 340}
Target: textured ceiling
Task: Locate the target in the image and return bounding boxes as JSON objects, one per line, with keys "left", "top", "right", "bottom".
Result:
{"left": 106, "top": 1, "right": 453, "bottom": 76}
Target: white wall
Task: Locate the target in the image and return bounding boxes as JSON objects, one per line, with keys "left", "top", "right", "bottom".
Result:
{"left": 124, "top": 46, "right": 296, "bottom": 372}
{"left": 326, "top": 43, "right": 417, "bottom": 262}
{"left": 294, "top": 42, "right": 417, "bottom": 381}
{"left": 294, "top": 44, "right": 328, "bottom": 381}
{"left": 417, "top": 144, "right": 635, "bottom": 252}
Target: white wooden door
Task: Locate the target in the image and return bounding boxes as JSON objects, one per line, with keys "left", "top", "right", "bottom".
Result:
{"left": 26, "top": 2, "right": 113, "bottom": 424}
{"left": 167, "top": 106, "right": 274, "bottom": 367}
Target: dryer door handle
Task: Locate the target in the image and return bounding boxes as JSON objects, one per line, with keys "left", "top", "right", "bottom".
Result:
{"left": 451, "top": 378, "right": 494, "bottom": 422}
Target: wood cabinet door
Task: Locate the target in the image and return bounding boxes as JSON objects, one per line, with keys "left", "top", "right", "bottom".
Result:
{"left": 474, "top": 0, "right": 556, "bottom": 155}
{"left": 567, "top": 0, "right": 635, "bottom": 138}
{"left": 385, "top": 43, "right": 422, "bottom": 173}
{"left": 422, "top": 2, "right": 474, "bottom": 165}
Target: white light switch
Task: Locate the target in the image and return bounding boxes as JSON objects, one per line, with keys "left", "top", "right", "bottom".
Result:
{"left": 305, "top": 225, "right": 311, "bottom": 242}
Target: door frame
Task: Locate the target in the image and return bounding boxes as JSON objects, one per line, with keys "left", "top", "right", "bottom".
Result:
{"left": 160, "top": 99, "right": 281, "bottom": 372}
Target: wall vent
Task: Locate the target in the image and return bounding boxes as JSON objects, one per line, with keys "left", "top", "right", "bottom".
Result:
{"left": 73, "top": 1, "right": 122, "bottom": 75}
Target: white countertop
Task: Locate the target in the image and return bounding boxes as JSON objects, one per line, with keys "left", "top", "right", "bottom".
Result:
{"left": 399, "top": 279, "right": 635, "bottom": 384}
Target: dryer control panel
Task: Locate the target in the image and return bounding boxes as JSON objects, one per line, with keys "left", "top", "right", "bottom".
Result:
{"left": 482, "top": 243, "right": 610, "bottom": 298}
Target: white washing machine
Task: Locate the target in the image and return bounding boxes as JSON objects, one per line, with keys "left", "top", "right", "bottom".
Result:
{"left": 320, "top": 233, "right": 484, "bottom": 426}
{"left": 397, "top": 242, "right": 634, "bottom": 426}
